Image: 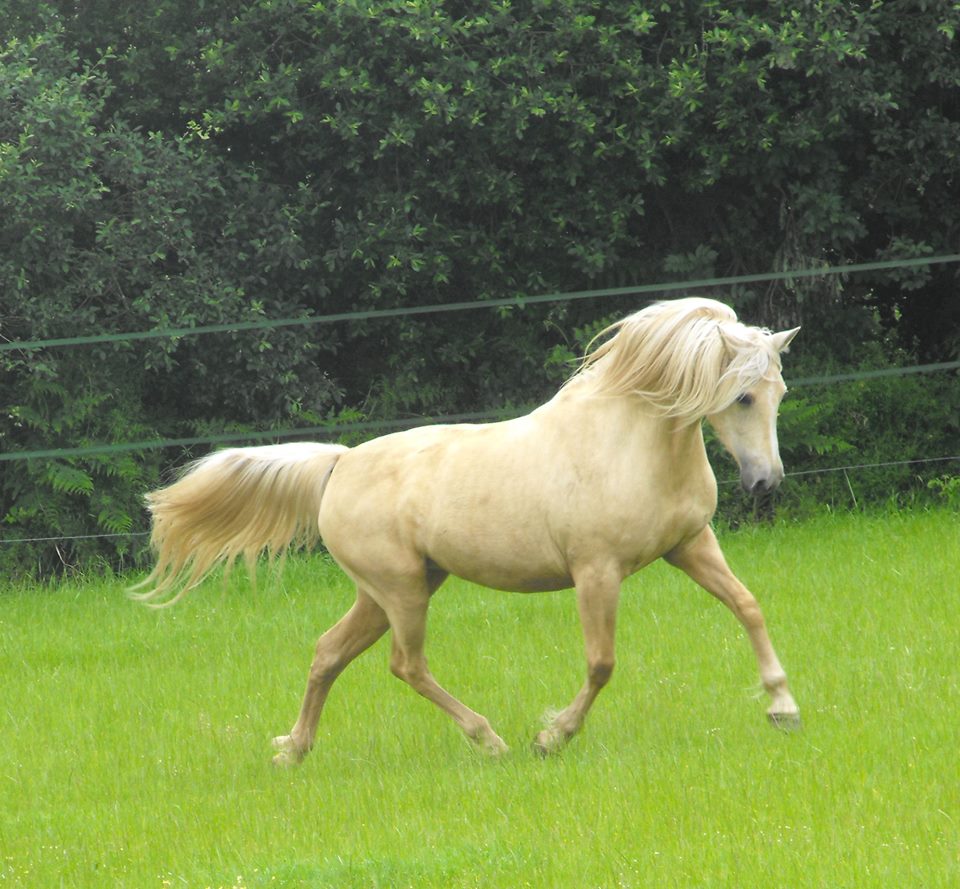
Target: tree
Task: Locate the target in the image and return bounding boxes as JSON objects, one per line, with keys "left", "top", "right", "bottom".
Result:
{"left": 2, "top": 2, "right": 958, "bottom": 574}
{"left": 0, "top": 25, "right": 340, "bottom": 574}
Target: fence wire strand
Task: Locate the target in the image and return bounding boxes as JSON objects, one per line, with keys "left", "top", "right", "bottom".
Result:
{"left": 2, "top": 253, "right": 958, "bottom": 354}
{"left": 3, "top": 455, "right": 957, "bottom": 545}
{"left": 0, "top": 360, "right": 957, "bottom": 464}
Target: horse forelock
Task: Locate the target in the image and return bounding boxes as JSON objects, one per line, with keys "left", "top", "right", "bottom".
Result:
{"left": 571, "top": 297, "right": 778, "bottom": 423}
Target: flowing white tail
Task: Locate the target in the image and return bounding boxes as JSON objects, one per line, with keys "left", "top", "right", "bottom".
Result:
{"left": 133, "top": 442, "right": 347, "bottom": 605}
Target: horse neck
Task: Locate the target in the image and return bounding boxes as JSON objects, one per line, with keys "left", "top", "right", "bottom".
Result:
{"left": 540, "top": 382, "right": 708, "bottom": 461}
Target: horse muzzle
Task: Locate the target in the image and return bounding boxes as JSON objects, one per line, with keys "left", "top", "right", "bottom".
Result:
{"left": 739, "top": 461, "right": 784, "bottom": 496}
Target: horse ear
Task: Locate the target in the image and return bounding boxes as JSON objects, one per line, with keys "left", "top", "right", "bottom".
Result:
{"left": 770, "top": 326, "right": 800, "bottom": 353}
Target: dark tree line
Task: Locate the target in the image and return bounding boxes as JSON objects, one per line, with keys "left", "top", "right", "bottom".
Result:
{"left": 1, "top": 1, "right": 958, "bottom": 575}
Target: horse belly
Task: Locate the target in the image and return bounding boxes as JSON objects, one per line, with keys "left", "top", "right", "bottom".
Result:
{"left": 437, "top": 562, "right": 572, "bottom": 593}
{"left": 427, "top": 531, "right": 574, "bottom": 593}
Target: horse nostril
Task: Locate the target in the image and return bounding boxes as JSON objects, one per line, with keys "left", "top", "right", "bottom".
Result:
{"left": 751, "top": 473, "right": 784, "bottom": 496}
{"left": 740, "top": 463, "right": 784, "bottom": 496}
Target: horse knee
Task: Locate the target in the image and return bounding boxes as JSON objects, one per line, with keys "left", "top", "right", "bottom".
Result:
{"left": 589, "top": 658, "right": 615, "bottom": 688}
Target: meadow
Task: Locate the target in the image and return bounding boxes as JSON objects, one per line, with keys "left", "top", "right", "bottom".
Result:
{"left": 1, "top": 510, "right": 957, "bottom": 888}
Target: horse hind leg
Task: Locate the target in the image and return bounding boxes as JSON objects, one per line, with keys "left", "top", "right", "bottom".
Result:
{"left": 665, "top": 526, "right": 800, "bottom": 728}
{"left": 385, "top": 586, "right": 509, "bottom": 756}
{"left": 272, "top": 588, "right": 390, "bottom": 766}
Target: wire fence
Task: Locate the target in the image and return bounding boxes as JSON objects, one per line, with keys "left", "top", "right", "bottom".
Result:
{"left": 2, "top": 253, "right": 959, "bottom": 546}
{"left": 0, "top": 359, "right": 958, "bottom": 463}
{"left": 2, "top": 250, "right": 958, "bottom": 463}
{"left": 3, "top": 252, "right": 958, "bottom": 355}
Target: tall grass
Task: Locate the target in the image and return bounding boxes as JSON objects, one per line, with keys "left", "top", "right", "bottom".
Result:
{"left": 1, "top": 511, "right": 958, "bottom": 887}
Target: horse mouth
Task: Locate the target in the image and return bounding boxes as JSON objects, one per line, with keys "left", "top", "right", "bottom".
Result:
{"left": 740, "top": 463, "right": 784, "bottom": 496}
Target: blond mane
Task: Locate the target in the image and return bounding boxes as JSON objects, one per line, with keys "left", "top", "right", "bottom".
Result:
{"left": 569, "top": 297, "right": 780, "bottom": 423}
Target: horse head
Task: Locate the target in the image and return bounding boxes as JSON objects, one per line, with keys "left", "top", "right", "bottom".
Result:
{"left": 707, "top": 327, "right": 800, "bottom": 495}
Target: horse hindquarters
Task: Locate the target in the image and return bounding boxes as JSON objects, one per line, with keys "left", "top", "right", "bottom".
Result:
{"left": 312, "top": 443, "right": 515, "bottom": 759}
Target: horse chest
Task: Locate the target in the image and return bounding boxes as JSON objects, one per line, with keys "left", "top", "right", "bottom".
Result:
{"left": 567, "top": 474, "right": 715, "bottom": 573}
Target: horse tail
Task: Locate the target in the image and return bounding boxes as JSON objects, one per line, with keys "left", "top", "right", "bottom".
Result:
{"left": 132, "top": 442, "right": 348, "bottom": 606}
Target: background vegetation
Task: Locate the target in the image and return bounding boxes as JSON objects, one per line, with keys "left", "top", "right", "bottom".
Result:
{"left": 1, "top": 1, "right": 958, "bottom": 575}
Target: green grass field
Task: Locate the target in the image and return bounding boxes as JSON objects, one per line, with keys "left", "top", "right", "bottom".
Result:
{"left": 2, "top": 511, "right": 958, "bottom": 888}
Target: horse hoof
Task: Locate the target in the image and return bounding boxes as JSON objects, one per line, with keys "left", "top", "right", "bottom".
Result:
{"left": 489, "top": 737, "right": 510, "bottom": 756}
{"left": 531, "top": 728, "right": 563, "bottom": 758}
{"left": 767, "top": 711, "right": 801, "bottom": 732}
{"left": 271, "top": 734, "right": 305, "bottom": 766}
{"left": 471, "top": 732, "right": 509, "bottom": 757}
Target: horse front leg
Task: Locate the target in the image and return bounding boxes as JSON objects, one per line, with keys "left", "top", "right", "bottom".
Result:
{"left": 533, "top": 563, "right": 621, "bottom": 756}
{"left": 665, "top": 526, "right": 800, "bottom": 728}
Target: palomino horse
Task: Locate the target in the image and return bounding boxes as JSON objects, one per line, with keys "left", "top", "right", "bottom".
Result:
{"left": 137, "top": 297, "right": 801, "bottom": 764}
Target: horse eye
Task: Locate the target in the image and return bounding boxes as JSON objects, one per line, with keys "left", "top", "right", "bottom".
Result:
{"left": 736, "top": 393, "right": 754, "bottom": 407}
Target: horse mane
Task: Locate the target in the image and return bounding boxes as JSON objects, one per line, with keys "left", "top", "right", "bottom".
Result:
{"left": 568, "top": 297, "right": 780, "bottom": 424}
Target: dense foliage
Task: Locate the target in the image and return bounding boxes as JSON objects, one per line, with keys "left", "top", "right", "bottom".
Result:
{"left": 1, "top": 1, "right": 958, "bottom": 575}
